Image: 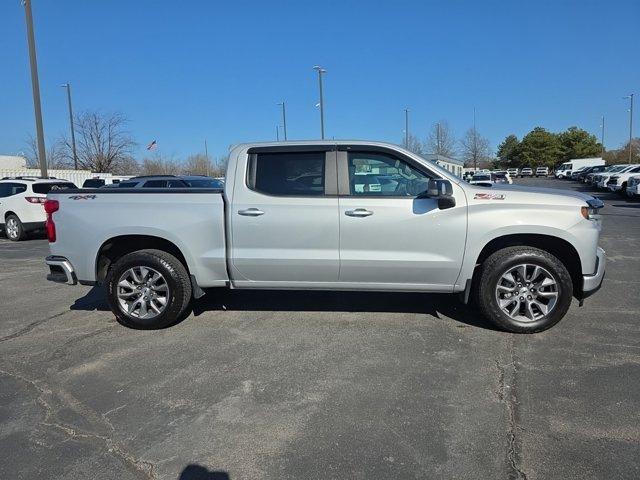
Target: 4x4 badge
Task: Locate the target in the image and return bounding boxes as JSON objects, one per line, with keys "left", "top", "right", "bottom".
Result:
{"left": 68, "top": 195, "right": 97, "bottom": 200}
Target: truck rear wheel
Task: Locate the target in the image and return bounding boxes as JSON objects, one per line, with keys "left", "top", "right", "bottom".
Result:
{"left": 476, "top": 246, "right": 573, "bottom": 333}
{"left": 106, "top": 249, "right": 192, "bottom": 329}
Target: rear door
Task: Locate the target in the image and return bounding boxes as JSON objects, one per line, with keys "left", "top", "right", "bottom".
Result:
{"left": 337, "top": 147, "right": 467, "bottom": 289}
{"left": 230, "top": 147, "right": 340, "bottom": 285}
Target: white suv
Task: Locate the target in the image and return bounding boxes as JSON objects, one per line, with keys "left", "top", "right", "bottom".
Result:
{"left": 0, "top": 177, "right": 77, "bottom": 241}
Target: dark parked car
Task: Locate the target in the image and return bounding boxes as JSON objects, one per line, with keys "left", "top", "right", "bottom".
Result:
{"left": 179, "top": 176, "right": 225, "bottom": 189}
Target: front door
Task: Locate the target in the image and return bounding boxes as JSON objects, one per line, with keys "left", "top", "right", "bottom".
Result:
{"left": 337, "top": 149, "right": 466, "bottom": 289}
{"left": 230, "top": 148, "right": 340, "bottom": 285}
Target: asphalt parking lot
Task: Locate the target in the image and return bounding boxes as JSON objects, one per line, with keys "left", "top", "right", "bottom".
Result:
{"left": 1, "top": 178, "right": 638, "bottom": 480}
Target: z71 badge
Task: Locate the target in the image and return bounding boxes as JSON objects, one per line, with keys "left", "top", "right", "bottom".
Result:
{"left": 68, "top": 195, "right": 97, "bottom": 200}
{"left": 474, "top": 193, "right": 505, "bottom": 200}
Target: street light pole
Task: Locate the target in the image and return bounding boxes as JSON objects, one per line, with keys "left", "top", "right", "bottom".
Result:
{"left": 23, "top": 0, "right": 47, "bottom": 177}
{"left": 313, "top": 66, "right": 326, "bottom": 139}
{"left": 278, "top": 101, "right": 287, "bottom": 140}
{"left": 600, "top": 115, "right": 605, "bottom": 157}
{"left": 404, "top": 108, "right": 410, "bottom": 148}
{"left": 624, "top": 94, "right": 634, "bottom": 163}
{"left": 61, "top": 83, "right": 78, "bottom": 170}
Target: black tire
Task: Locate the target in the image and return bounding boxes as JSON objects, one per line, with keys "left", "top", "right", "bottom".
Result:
{"left": 106, "top": 249, "right": 192, "bottom": 329}
{"left": 619, "top": 182, "right": 627, "bottom": 196}
{"left": 5, "top": 214, "right": 26, "bottom": 241}
{"left": 475, "top": 246, "right": 573, "bottom": 333}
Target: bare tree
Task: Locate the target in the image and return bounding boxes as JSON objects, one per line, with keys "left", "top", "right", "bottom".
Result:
{"left": 184, "top": 154, "right": 215, "bottom": 176}
{"left": 25, "top": 134, "right": 71, "bottom": 170}
{"left": 426, "top": 121, "right": 457, "bottom": 158}
{"left": 404, "top": 134, "right": 424, "bottom": 155}
{"left": 460, "top": 127, "right": 491, "bottom": 169}
{"left": 113, "top": 157, "right": 141, "bottom": 175}
{"left": 139, "top": 153, "right": 180, "bottom": 175}
{"left": 72, "top": 111, "right": 136, "bottom": 172}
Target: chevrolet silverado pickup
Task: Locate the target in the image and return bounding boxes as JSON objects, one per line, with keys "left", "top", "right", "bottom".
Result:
{"left": 44, "top": 141, "right": 606, "bottom": 333}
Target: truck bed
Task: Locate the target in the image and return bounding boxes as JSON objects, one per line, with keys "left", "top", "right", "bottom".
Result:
{"left": 47, "top": 188, "right": 229, "bottom": 287}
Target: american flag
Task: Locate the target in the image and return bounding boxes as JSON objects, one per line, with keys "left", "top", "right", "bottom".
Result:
{"left": 146, "top": 140, "right": 157, "bottom": 150}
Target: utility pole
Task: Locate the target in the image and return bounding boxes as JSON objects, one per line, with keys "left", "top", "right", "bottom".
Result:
{"left": 313, "top": 66, "right": 326, "bottom": 139}
{"left": 278, "top": 101, "right": 287, "bottom": 140}
{"left": 61, "top": 83, "right": 78, "bottom": 170}
{"left": 204, "top": 139, "right": 209, "bottom": 159}
{"left": 23, "top": 0, "right": 47, "bottom": 177}
{"left": 624, "top": 94, "right": 634, "bottom": 163}
{"left": 276, "top": 125, "right": 279, "bottom": 141}
{"left": 437, "top": 122, "right": 441, "bottom": 155}
{"left": 404, "top": 108, "right": 410, "bottom": 148}
{"left": 600, "top": 115, "right": 605, "bottom": 157}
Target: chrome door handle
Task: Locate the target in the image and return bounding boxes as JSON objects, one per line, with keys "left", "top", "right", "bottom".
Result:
{"left": 238, "top": 208, "right": 264, "bottom": 217}
{"left": 345, "top": 208, "right": 373, "bottom": 217}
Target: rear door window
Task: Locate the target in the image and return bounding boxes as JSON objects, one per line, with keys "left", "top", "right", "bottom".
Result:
{"left": 32, "top": 183, "right": 76, "bottom": 194}
{"left": 167, "top": 179, "right": 188, "bottom": 188}
{"left": 142, "top": 180, "right": 167, "bottom": 188}
{"left": 248, "top": 152, "right": 325, "bottom": 196}
{"left": 0, "top": 183, "right": 26, "bottom": 197}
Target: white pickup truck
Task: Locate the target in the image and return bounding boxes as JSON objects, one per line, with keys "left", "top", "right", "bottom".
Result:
{"left": 44, "top": 141, "right": 606, "bottom": 333}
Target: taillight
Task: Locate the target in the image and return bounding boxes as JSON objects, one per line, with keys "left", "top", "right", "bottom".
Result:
{"left": 25, "top": 196, "right": 46, "bottom": 204}
{"left": 44, "top": 199, "right": 59, "bottom": 243}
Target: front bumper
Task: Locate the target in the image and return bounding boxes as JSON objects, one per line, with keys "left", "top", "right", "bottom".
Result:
{"left": 582, "top": 247, "right": 606, "bottom": 298}
{"left": 45, "top": 255, "right": 77, "bottom": 285}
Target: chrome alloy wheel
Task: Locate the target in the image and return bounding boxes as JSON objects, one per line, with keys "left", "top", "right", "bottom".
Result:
{"left": 116, "top": 266, "right": 169, "bottom": 319}
{"left": 495, "top": 263, "right": 559, "bottom": 322}
{"left": 6, "top": 218, "right": 19, "bottom": 239}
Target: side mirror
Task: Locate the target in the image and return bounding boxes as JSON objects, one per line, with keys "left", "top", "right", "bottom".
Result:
{"left": 417, "top": 179, "right": 455, "bottom": 209}
{"left": 426, "top": 179, "right": 453, "bottom": 197}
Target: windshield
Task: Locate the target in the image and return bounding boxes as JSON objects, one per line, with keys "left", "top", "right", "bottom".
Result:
{"left": 472, "top": 174, "right": 491, "bottom": 181}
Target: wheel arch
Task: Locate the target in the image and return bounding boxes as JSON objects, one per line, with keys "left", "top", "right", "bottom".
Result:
{"left": 4, "top": 211, "right": 19, "bottom": 221}
{"left": 95, "top": 235, "right": 190, "bottom": 284}
{"left": 472, "top": 233, "right": 582, "bottom": 297}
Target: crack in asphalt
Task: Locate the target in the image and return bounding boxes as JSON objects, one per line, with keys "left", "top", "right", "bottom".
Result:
{"left": 0, "top": 368, "right": 157, "bottom": 480}
{"left": 496, "top": 337, "right": 528, "bottom": 480}
{"left": 48, "top": 327, "right": 114, "bottom": 360}
{"left": 0, "top": 311, "right": 69, "bottom": 343}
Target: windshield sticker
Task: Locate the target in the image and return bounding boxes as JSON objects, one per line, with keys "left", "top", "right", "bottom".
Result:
{"left": 474, "top": 193, "right": 505, "bottom": 200}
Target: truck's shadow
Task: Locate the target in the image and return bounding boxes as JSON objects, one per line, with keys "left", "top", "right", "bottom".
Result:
{"left": 71, "top": 286, "right": 496, "bottom": 330}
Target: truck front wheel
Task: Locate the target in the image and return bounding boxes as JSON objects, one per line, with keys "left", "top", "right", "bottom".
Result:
{"left": 476, "top": 246, "right": 573, "bottom": 333}
{"left": 106, "top": 249, "right": 192, "bottom": 329}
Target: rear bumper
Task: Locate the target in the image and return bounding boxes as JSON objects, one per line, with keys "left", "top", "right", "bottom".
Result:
{"left": 45, "top": 255, "right": 77, "bottom": 285}
{"left": 582, "top": 247, "right": 606, "bottom": 298}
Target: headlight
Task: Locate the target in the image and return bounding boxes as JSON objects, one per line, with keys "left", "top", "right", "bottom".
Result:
{"left": 581, "top": 198, "right": 604, "bottom": 220}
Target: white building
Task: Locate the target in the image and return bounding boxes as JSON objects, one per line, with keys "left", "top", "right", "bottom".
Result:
{"left": 0, "top": 155, "right": 27, "bottom": 169}
{"left": 422, "top": 154, "right": 465, "bottom": 178}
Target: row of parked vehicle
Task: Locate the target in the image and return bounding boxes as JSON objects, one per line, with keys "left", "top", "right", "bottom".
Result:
{"left": 0, "top": 174, "right": 224, "bottom": 241}
{"left": 506, "top": 167, "right": 549, "bottom": 178}
{"left": 560, "top": 163, "right": 640, "bottom": 197}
